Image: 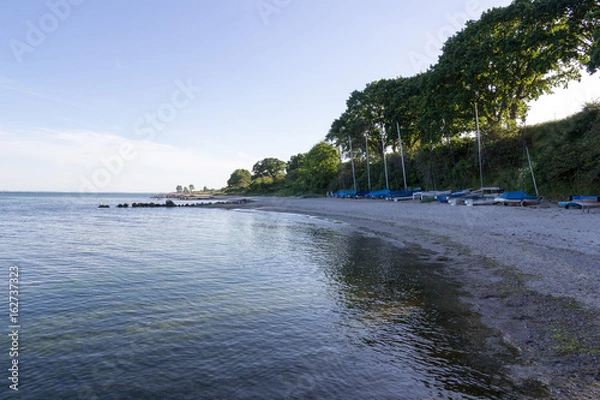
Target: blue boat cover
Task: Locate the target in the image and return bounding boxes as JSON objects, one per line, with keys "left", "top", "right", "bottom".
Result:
{"left": 437, "top": 190, "right": 471, "bottom": 203}
{"left": 366, "top": 189, "right": 391, "bottom": 198}
{"left": 389, "top": 190, "right": 413, "bottom": 198}
{"left": 354, "top": 190, "right": 371, "bottom": 198}
{"left": 496, "top": 190, "right": 538, "bottom": 200}
{"left": 569, "top": 195, "right": 600, "bottom": 201}
{"left": 332, "top": 190, "right": 356, "bottom": 198}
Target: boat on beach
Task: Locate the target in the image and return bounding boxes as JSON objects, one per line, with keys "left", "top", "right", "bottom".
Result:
{"left": 456, "top": 187, "right": 504, "bottom": 206}
{"left": 353, "top": 190, "right": 372, "bottom": 198}
{"left": 389, "top": 189, "right": 416, "bottom": 201}
{"left": 558, "top": 195, "right": 600, "bottom": 211}
{"left": 331, "top": 189, "right": 357, "bottom": 198}
{"left": 465, "top": 195, "right": 496, "bottom": 206}
{"left": 490, "top": 128, "right": 544, "bottom": 208}
{"left": 494, "top": 190, "right": 544, "bottom": 207}
{"left": 438, "top": 189, "right": 472, "bottom": 203}
{"left": 366, "top": 189, "right": 391, "bottom": 199}
{"left": 412, "top": 190, "right": 451, "bottom": 201}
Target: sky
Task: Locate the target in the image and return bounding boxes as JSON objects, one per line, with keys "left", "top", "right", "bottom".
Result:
{"left": 0, "top": 0, "right": 598, "bottom": 193}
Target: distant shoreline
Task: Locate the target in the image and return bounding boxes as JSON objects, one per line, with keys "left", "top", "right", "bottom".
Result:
{"left": 152, "top": 192, "right": 217, "bottom": 200}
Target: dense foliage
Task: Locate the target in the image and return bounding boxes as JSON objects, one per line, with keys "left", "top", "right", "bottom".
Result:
{"left": 226, "top": 0, "right": 599, "bottom": 198}
{"left": 526, "top": 103, "right": 600, "bottom": 198}
{"left": 225, "top": 142, "right": 340, "bottom": 195}
{"left": 226, "top": 169, "right": 252, "bottom": 192}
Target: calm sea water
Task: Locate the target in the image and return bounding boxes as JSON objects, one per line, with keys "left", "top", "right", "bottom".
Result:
{"left": 0, "top": 192, "right": 520, "bottom": 399}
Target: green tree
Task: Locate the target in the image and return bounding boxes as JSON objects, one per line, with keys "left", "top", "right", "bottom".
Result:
{"left": 189, "top": 184, "right": 195, "bottom": 193}
{"left": 583, "top": 7, "right": 600, "bottom": 73}
{"left": 176, "top": 185, "right": 183, "bottom": 193}
{"left": 428, "top": 0, "right": 597, "bottom": 134}
{"left": 250, "top": 176, "right": 274, "bottom": 193}
{"left": 297, "top": 142, "right": 340, "bottom": 193}
{"left": 252, "top": 158, "right": 286, "bottom": 181}
{"left": 227, "top": 169, "right": 252, "bottom": 190}
{"left": 285, "top": 153, "right": 307, "bottom": 192}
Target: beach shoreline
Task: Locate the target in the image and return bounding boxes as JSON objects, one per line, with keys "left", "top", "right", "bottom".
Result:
{"left": 230, "top": 196, "right": 600, "bottom": 399}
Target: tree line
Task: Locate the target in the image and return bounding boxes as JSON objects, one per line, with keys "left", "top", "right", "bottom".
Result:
{"left": 226, "top": 142, "right": 340, "bottom": 195}
{"left": 226, "top": 0, "right": 599, "bottom": 196}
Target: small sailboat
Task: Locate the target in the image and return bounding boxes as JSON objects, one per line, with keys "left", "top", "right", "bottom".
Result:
{"left": 389, "top": 122, "right": 417, "bottom": 202}
{"left": 464, "top": 187, "right": 505, "bottom": 206}
{"left": 437, "top": 189, "right": 472, "bottom": 203}
{"left": 491, "top": 124, "right": 544, "bottom": 207}
{"left": 463, "top": 94, "right": 501, "bottom": 206}
{"left": 365, "top": 189, "right": 391, "bottom": 199}
{"left": 412, "top": 190, "right": 451, "bottom": 201}
{"left": 495, "top": 190, "right": 544, "bottom": 207}
{"left": 331, "top": 189, "right": 357, "bottom": 198}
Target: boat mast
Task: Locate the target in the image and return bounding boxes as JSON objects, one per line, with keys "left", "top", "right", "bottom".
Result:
{"left": 522, "top": 121, "right": 539, "bottom": 197}
{"left": 381, "top": 125, "right": 389, "bottom": 190}
{"left": 348, "top": 136, "right": 357, "bottom": 191}
{"left": 396, "top": 121, "right": 408, "bottom": 191}
{"left": 525, "top": 144, "right": 538, "bottom": 196}
{"left": 474, "top": 93, "right": 484, "bottom": 189}
{"left": 364, "top": 132, "right": 371, "bottom": 191}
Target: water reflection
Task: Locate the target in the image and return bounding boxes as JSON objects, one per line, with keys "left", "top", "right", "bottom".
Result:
{"left": 323, "top": 233, "right": 518, "bottom": 398}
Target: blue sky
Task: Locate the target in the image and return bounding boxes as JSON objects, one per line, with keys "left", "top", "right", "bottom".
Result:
{"left": 1, "top": 0, "right": 598, "bottom": 192}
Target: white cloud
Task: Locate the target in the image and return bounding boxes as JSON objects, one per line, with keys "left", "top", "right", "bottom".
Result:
{"left": 0, "top": 129, "right": 240, "bottom": 192}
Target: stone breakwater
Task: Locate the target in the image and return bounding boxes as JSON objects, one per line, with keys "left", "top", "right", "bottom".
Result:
{"left": 106, "top": 198, "right": 253, "bottom": 208}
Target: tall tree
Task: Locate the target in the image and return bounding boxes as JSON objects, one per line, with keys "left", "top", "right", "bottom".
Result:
{"left": 290, "top": 142, "right": 340, "bottom": 193}
{"left": 430, "top": 0, "right": 598, "bottom": 133}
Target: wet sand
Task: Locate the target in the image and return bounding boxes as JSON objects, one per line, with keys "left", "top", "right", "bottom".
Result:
{"left": 231, "top": 196, "right": 600, "bottom": 399}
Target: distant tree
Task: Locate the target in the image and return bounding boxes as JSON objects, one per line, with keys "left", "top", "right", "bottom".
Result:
{"left": 227, "top": 169, "right": 252, "bottom": 190}
{"left": 189, "top": 184, "right": 195, "bottom": 193}
{"left": 183, "top": 186, "right": 190, "bottom": 194}
{"left": 252, "top": 158, "right": 286, "bottom": 181}
{"left": 302, "top": 142, "right": 340, "bottom": 193}
{"left": 176, "top": 185, "right": 183, "bottom": 193}
{"left": 285, "top": 153, "right": 307, "bottom": 191}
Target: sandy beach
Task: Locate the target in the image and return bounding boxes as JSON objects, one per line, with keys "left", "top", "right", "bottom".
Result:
{"left": 231, "top": 196, "right": 600, "bottom": 399}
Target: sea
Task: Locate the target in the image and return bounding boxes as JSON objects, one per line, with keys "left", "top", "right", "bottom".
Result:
{"left": 0, "top": 192, "right": 523, "bottom": 399}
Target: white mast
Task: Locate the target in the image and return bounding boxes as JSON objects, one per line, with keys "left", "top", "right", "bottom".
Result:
{"left": 474, "top": 93, "right": 484, "bottom": 189}
{"left": 396, "top": 121, "right": 408, "bottom": 191}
